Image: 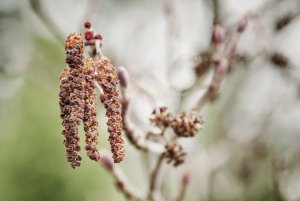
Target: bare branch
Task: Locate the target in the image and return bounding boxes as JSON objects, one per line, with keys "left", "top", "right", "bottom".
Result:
{"left": 29, "top": 0, "right": 64, "bottom": 42}
{"left": 149, "top": 155, "right": 165, "bottom": 201}
{"left": 174, "top": 172, "right": 190, "bottom": 201}
{"left": 99, "top": 151, "right": 146, "bottom": 201}
{"left": 121, "top": 99, "right": 165, "bottom": 154}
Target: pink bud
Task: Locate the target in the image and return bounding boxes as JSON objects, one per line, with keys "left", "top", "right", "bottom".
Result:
{"left": 237, "top": 16, "right": 248, "bottom": 33}
{"left": 182, "top": 172, "right": 190, "bottom": 185}
{"left": 100, "top": 154, "right": 114, "bottom": 171}
{"left": 212, "top": 25, "right": 225, "bottom": 44}
{"left": 94, "top": 34, "right": 102, "bottom": 40}
{"left": 118, "top": 66, "right": 129, "bottom": 88}
{"left": 215, "top": 58, "right": 229, "bottom": 75}
{"left": 85, "top": 31, "right": 94, "bottom": 40}
{"left": 100, "top": 93, "right": 106, "bottom": 103}
{"left": 84, "top": 21, "right": 92, "bottom": 29}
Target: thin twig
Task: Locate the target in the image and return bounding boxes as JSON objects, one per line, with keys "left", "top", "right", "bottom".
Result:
{"left": 271, "top": 158, "right": 286, "bottom": 201}
{"left": 212, "top": 0, "right": 219, "bottom": 24}
{"left": 149, "top": 154, "right": 165, "bottom": 201}
{"left": 164, "top": 0, "right": 182, "bottom": 91}
{"left": 121, "top": 98, "right": 165, "bottom": 154}
{"left": 193, "top": 17, "right": 247, "bottom": 110}
{"left": 174, "top": 172, "right": 189, "bottom": 201}
{"left": 99, "top": 151, "right": 146, "bottom": 201}
{"left": 95, "top": 39, "right": 104, "bottom": 60}
{"left": 193, "top": 58, "right": 228, "bottom": 110}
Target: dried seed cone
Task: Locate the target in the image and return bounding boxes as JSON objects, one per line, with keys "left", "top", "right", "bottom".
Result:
{"left": 59, "top": 33, "right": 85, "bottom": 168}
{"left": 83, "top": 58, "right": 100, "bottom": 161}
{"left": 163, "top": 141, "right": 186, "bottom": 167}
{"left": 150, "top": 107, "right": 173, "bottom": 129}
{"left": 95, "top": 57, "right": 124, "bottom": 163}
{"left": 171, "top": 111, "right": 203, "bottom": 137}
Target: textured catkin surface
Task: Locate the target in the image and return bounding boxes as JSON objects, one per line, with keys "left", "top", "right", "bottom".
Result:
{"left": 95, "top": 57, "right": 124, "bottom": 163}
{"left": 83, "top": 58, "right": 100, "bottom": 161}
{"left": 59, "top": 33, "right": 85, "bottom": 168}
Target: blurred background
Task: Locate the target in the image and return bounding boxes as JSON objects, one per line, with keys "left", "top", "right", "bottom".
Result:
{"left": 1, "top": 0, "right": 300, "bottom": 201}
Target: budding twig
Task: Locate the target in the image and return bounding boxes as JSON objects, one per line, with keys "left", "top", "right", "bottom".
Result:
{"left": 193, "top": 58, "right": 229, "bottom": 110}
{"left": 149, "top": 155, "right": 165, "bottom": 201}
{"left": 99, "top": 151, "right": 146, "bottom": 201}
{"left": 212, "top": 0, "right": 220, "bottom": 24}
{"left": 121, "top": 99, "right": 165, "bottom": 154}
{"left": 193, "top": 16, "right": 247, "bottom": 111}
{"left": 95, "top": 39, "right": 104, "bottom": 60}
{"left": 174, "top": 172, "right": 190, "bottom": 201}
{"left": 225, "top": 17, "right": 248, "bottom": 59}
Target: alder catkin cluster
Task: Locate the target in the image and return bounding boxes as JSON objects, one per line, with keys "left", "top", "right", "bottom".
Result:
{"left": 59, "top": 27, "right": 124, "bottom": 168}
{"left": 149, "top": 107, "right": 203, "bottom": 166}
{"left": 95, "top": 58, "right": 124, "bottom": 163}
{"left": 150, "top": 107, "right": 203, "bottom": 138}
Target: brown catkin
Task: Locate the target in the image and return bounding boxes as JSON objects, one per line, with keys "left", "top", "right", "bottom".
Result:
{"left": 83, "top": 58, "right": 100, "bottom": 161}
{"left": 95, "top": 57, "right": 124, "bottom": 163}
{"left": 59, "top": 33, "right": 85, "bottom": 168}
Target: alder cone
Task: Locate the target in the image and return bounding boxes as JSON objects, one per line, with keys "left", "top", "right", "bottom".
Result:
{"left": 171, "top": 111, "right": 203, "bottom": 138}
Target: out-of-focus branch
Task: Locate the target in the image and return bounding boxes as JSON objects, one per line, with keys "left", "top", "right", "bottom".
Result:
{"left": 149, "top": 155, "right": 165, "bottom": 201}
{"left": 81, "top": 0, "right": 101, "bottom": 23}
{"left": 193, "top": 17, "right": 248, "bottom": 111}
{"left": 271, "top": 158, "right": 286, "bottom": 201}
{"left": 225, "top": 16, "right": 247, "bottom": 59}
{"left": 121, "top": 99, "right": 165, "bottom": 154}
{"left": 247, "top": 0, "right": 283, "bottom": 18}
{"left": 29, "top": 0, "right": 64, "bottom": 42}
{"left": 118, "top": 67, "right": 165, "bottom": 154}
{"left": 164, "top": 0, "right": 182, "bottom": 91}
{"left": 99, "top": 151, "right": 146, "bottom": 201}
{"left": 174, "top": 172, "right": 190, "bottom": 201}
{"left": 193, "top": 58, "right": 228, "bottom": 110}
{"left": 212, "top": 0, "right": 220, "bottom": 24}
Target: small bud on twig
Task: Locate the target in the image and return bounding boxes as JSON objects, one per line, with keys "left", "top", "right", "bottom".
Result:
{"left": 84, "top": 21, "right": 92, "bottom": 29}
{"left": 85, "top": 31, "right": 94, "bottom": 40}
{"left": 212, "top": 25, "right": 224, "bottom": 44}
{"left": 94, "top": 34, "right": 103, "bottom": 40}
{"left": 182, "top": 172, "right": 190, "bottom": 185}
{"left": 215, "top": 58, "right": 229, "bottom": 76}
{"left": 100, "top": 152, "right": 114, "bottom": 172}
{"left": 275, "top": 14, "right": 294, "bottom": 31}
{"left": 237, "top": 16, "right": 248, "bottom": 33}
{"left": 194, "top": 52, "right": 212, "bottom": 77}
{"left": 118, "top": 66, "right": 129, "bottom": 89}
{"left": 270, "top": 52, "right": 289, "bottom": 68}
